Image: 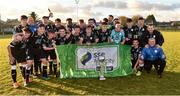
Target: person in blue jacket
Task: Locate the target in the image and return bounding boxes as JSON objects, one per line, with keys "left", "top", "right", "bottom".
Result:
{"left": 141, "top": 38, "right": 166, "bottom": 78}
{"left": 27, "top": 16, "right": 38, "bottom": 33}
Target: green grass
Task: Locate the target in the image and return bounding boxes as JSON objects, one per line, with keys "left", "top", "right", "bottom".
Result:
{"left": 0, "top": 32, "right": 180, "bottom": 95}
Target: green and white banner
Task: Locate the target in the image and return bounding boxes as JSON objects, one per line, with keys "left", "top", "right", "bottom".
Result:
{"left": 56, "top": 43, "right": 132, "bottom": 79}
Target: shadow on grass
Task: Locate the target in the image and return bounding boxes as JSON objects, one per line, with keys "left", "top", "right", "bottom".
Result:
{"left": 25, "top": 71, "right": 180, "bottom": 95}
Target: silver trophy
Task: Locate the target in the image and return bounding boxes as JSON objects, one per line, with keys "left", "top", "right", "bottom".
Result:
{"left": 98, "top": 53, "right": 106, "bottom": 80}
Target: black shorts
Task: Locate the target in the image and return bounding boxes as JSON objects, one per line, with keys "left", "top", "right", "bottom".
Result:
{"left": 45, "top": 50, "right": 57, "bottom": 60}
{"left": 11, "top": 48, "right": 27, "bottom": 63}
{"left": 27, "top": 48, "right": 47, "bottom": 60}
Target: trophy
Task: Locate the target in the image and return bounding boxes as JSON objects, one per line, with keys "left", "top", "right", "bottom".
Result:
{"left": 98, "top": 53, "right": 106, "bottom": 80}
{"left": 48, "top": 8, "right": 53, "bottom": 18}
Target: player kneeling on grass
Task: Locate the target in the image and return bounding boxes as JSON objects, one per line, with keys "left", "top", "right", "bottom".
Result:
{"left": 131, "top": 39, "right": 144, "bottom": 76}
{"left": 42, "top": 29, "right": 58, "bottom": 77}
{"left": 141, "top": 38, "right": 166, "bottom": 78}
{"left": 7, "top": 27, "right": 32, "bottom": 88}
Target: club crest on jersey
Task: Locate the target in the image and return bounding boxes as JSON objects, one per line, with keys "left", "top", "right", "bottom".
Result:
{"left": 142, "top": 28, "right": 144, "bottom": 31}
{"left": 27, "top": 56, "right": 30, "bottom": 59}
{"left": 154, "top": 50, "right": 158, "bottom": 53}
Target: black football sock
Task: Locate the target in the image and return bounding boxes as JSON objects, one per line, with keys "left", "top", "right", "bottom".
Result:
{"left": 20, "top": 64, "right": 26, "bottom": 79}
{"left": 42, "top": 64, "right": 48, "bottom": 77}
{"left": 138, "top": 64, "right": 144, "bottom": 72}
{"left": 49, "top": 61, "right": 53, "bottom": 74}
{"left": 26, "top": 65, "right": 31, "bottom": 82}
{"left": 30, "top": 64, "right": 33, "bottom": 75}
{"left": 11, "top": 65, "right": 17, "bottom": 83}
{"left": 38, "top": 61, "right": 42, "bottom": 74}
{"left": 53, "top": 63, "right": 57, "bottom": 75}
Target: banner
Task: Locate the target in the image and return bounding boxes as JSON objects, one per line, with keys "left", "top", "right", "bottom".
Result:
{"left": 56, "top": 43, "right": 132, "bottom": 79}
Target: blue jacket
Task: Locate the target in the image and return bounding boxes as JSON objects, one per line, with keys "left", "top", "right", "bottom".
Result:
{"left": 29, "top": 24, "right": 38, "bottom": 33}
{"left": 141, "top": 45, "right": 166, "bottom": 61}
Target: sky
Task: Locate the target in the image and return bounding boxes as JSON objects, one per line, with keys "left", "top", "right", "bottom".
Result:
{"left": 0, "top": 0, "right": 180, "bottom": 22}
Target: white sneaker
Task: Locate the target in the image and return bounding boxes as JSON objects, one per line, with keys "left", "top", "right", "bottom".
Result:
{"left": 24, "top": 82, "right": 28, "bottom": 87}
{"left": 99, "top": 76, "right": 106, "bottom": 80}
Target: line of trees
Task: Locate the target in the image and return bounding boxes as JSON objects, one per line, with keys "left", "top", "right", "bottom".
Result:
{"left": 1, "top": 12, "right": 180, "bottom": 35}
{"left": 118, "top": 14, "right": 157, "bottom": 26}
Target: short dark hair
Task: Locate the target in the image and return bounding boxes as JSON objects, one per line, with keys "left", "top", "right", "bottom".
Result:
{"left": 21, "top": 15, "right": 28, "bottom": 20}
{"left": 74, "top": 25, "right": 81, "bottom": 29}
{"left": 101, "top": 22, "right": 107, "bottom": 25}
{"left": 103, "top": 18, "right": 108, "bottom": 23}
{"left": 127, "top": 18, "right": 132, "bottom": 23}
{"left": 109, "top": 15, "right": 114, "bottom": 18}
{"left": 147, "top": 23, "right": 154, "bottom": 27}
{"left": 115, "top": 21, "right": 120, "bottom": 25}
{"left": 88, "top": 18, "right": 95, "bottom": 22}
{"left": 138, "top": 17, "right": 144, "bottom": 20}
{"left": 47, "top": 29, "right": 55, "bottom": 34}
{"left": 38, "top": 24, "right": 45, "bottom": 28}
{"left": 55, "top": 18, "right": 61, "bottom": 22}
{"left": 79, "top": 19, "right": 84, "bottom": 23}
{"left": 42, "top": 16, "right": 49, "bottom": 19}
{"left": 86, "top": 25, "right": 92, "bottom": 29}
{"left": 66, "top": 18, "right": 72, "bottom": 21}
{"left": 133, "top": 39, "right": 139, "bottom": 42}
{"left": 58, "top": 26, "right": 66, "bottom": 31}
{"left": 113, "top": 18, "right": 119, "bottom": 21}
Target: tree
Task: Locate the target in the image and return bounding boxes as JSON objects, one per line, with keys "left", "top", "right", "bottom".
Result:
{"left": 132, "top": 15, "right": 141, "bottom": 25}
{"left": 146, "top": 14, "right": 157, "bottom": 26}
{"left": 118, "top": 16, "right": 127, "bottom": 26}
{"left": 29, "top": 12, "right": 39, "bottom": 22}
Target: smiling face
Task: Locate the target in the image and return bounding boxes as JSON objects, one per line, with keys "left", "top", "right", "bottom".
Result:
{"left": 115, "top": 23, "right": 122, "bottom": 32}
{"left": 55, "top": 20, "right": 61, "bottom": 26}
{"left": 15, "top": 35, "right": 23, "bottom": 42}
{"left": 86, "top": 27, "right": 92, "bottom": 33}
{"left": 108, "top": 16, "right": 113, "bottom": 22}
{"left": 75, "top": 28, "right": 81, "bottom": 35}
{"left": 101, "top": 25, "right": 107, "bottom": 31}
{"left": 27, "top": 17, "right": 34, "bottom": 25}
{"left": 23, "top": 32, "right": 31, "bottom": 39}
{"left": 138, "top": 19, "right": 145, "bottom": 27}
{"left": 148, "top": 38, "right": 156, "bottom": 46}
{"left": 133, "top": 40, "right": 139, "bottom": 47}
{"left": 48, "top": 32, "right": 55, "bottom": 39}
{"left": 42, "top": 18, "right": 49, "bottom": 24}
{"left": 21, "top": 19, "right": 28, "bottom": 26}
{"left": 127, "top": 22, "right": 133, "bottom": 28}
{"left": 88, "top": 20, "right": 94, "bottom": 26}
{"left": 147, "top": 25, "right": 155, "bottom": 34}
{"left": 59, "top": 29, "right": 66, "bottom": 37}
{"left": 37, "top": 27, "right": 45, "bottom": 34}
{"left": 86, "top": 27, "right": 92, "bottom": 35}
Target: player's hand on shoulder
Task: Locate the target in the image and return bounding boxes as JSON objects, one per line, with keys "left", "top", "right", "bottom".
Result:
{"left": 156, "top": 44, "right": 161, "bottom": 48}
{"left": 145, "top": 44, "right": 149, "bottom": 48}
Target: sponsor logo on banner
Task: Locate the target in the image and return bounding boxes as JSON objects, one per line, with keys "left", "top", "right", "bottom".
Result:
{"left": 76, "top": 45, "right": 119, "bottom": 72}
